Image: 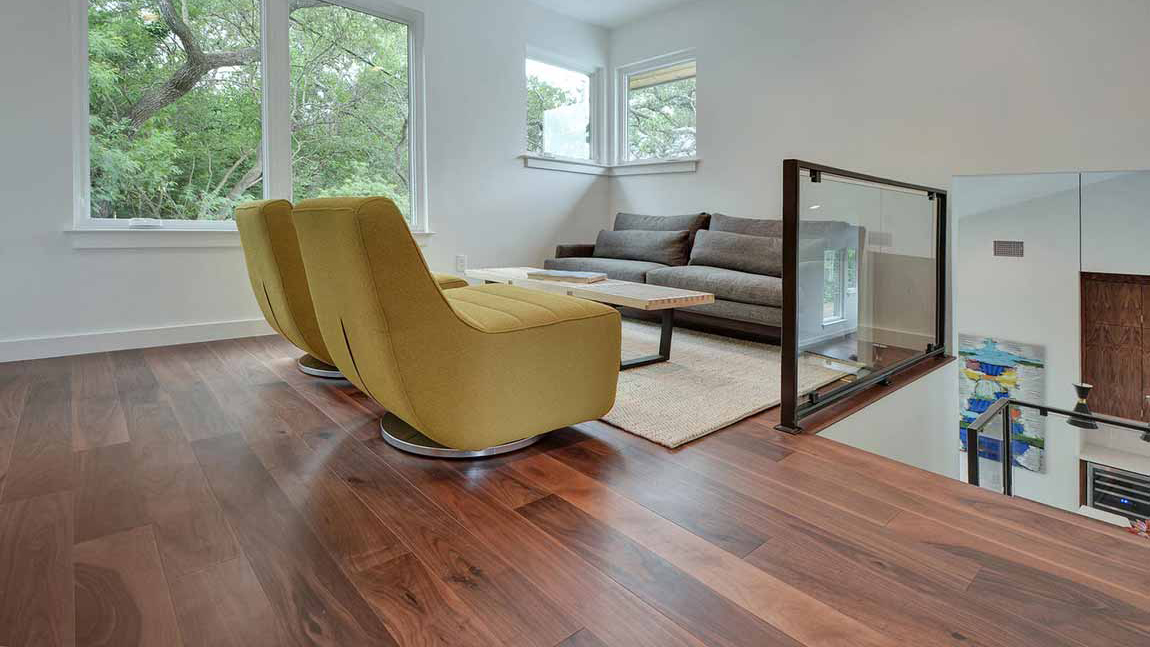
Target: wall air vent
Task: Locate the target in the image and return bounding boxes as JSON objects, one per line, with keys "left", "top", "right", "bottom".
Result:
{"left": 993, "top": 240, "right": 1024, "bottom": 257}
{"left": 1087, "top": 462, "right": 1150, "bottom": 520}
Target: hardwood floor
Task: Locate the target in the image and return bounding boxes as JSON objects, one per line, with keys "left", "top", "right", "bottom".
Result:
{"left": 1, "top": 337, "right": 1148, "bottom": 646}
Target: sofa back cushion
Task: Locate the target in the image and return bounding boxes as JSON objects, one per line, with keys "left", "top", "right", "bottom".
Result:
{"left": 593, "top": 229, "right": 690, "bottom": 266}
{"left": 689, "top": 229, "right": 783, "bottom": 277}
{"left": 614, "top": 212, "right": 710, "bottom": 246}
{"left": 708, "top": 213, "right": 783, "bottom": 238}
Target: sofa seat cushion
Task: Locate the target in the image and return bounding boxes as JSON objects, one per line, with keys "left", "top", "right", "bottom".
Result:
{"left": 432, "top": 272, "right": 469, "bottom": 290}
{"left": 544, "top": 257, "right": 667, "bottom": 283}
{"left": 647, "top": 265, "right": 783, "bottom": 307}
{"left": 446, "top": 284, "right": 616, "bottom": 333}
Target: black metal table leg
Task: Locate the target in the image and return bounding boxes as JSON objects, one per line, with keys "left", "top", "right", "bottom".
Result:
{"left": 621, "top": 309, "right": 674, "bottom": 370}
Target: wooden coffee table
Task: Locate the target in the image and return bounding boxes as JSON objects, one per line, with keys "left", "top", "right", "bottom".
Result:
{"left": 464, "top": 267, "right": 715, "bottom": 369}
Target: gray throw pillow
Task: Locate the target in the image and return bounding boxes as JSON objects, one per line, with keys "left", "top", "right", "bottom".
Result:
{"left": 689, "top": 229, "right": 783, "bottom": 277}
{"left": 593, "top": 229, "right": 691, "bottom": 266}
{"left": 708, "top": 213, "right": 783, "bottom": 238}
{"left": 613, "top": 212, "right": 710, "bottom": 245}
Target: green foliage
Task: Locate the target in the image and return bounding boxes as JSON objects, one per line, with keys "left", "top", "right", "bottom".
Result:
{"left": 526, "top": 75, "right": 577, "bottom": 154}
{"left": 88, "top": 0, "right": 414, "bottom": 221}
{"left": 627, "top": 77, "right": 696, "bottom": 160}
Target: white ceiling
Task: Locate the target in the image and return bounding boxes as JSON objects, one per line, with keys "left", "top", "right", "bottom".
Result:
{"left": 529, "top": 0, "right": 691, "bottom": 29}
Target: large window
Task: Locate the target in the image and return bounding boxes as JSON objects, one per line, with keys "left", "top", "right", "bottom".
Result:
{"left": 525, "top": 56, "right": 594, "bottom": 160}
{"left": 290, "top": 2, "right": 415, "bottom": 221}
{"left": 81, "top": 0, "right": 426, "bottom": 230}
{"left": 618, "top": 53, "right": 696, "bottom": 162}
{"left": 87, "top": 0, "right": 263, "bottom": 221}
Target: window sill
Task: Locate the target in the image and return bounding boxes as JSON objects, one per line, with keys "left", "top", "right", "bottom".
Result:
{"left": 67, "top": 227, "right": 435, "bottom": 249}
{"left": 519, "top": 154, "right": 698, "bottom": 177}
{"left": 67, "top": 227, "right": 242, "bottom": 249}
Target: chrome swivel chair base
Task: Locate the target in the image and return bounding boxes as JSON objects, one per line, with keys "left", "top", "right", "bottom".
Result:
{"left": 379, "top": 413, "right": 543, "bottom": 459}
{"left": 296, "top": 354, "right": 344, "bottom": 379}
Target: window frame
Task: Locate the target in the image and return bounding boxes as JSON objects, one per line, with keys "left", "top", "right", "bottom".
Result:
{"left": 614, "top": 49, "right": 697, "bottom": 165}
{"left": 72, "top": 0, "right": 429, "bottom": 235}
{"left": 524, "top": 45, "right": 604, "bottom": 165}
{"left": 822, "top": 247, "right": 847, "bottom": 326}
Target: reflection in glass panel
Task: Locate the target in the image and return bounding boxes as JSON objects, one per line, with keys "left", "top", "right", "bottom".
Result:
{"left": 797, "top": 172, "right": 938, "bottom": 400}
{"left": 290, "top": 3, "right": 413, "bottom": 221}
{"left": 526, "top": 59, "right": 591, "bottom": 160}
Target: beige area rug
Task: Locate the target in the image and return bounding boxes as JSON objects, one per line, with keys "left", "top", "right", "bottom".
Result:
{"left": 603, "top": 320, "right": 850, "bottom": 448}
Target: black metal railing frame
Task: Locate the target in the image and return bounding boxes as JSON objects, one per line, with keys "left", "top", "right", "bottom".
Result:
{"left": 965, "top": 397, "right": 1150, "bottom": 496}
{"left": 776, "top": 159, "right": 948, "bottom": 433}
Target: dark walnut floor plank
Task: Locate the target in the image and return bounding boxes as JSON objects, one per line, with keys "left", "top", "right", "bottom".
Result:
{"left": 193, "top": 433, "right": 400, "bottom": 647}
{"left": 0, "top": 360, "right": 30, "bottom": 502}
{"left": 254, "top": 434, "right": 407, "bottom": 574}
{"left": 544, "top": 431, "right": 769, "bottom": 558}
{"left": 234, "top": 336, "right": 380, "bottom": 432}
{"left": 888, "top": 511, "right": 1150, "bottom": 638}
{"left": 70, "top": 353, "right": 129, "bottom": 451}
{"left": 780, "top": 446, "right": 1150, "bottom": 603}
{"left": 509, "top": 452, "right": 894, "bottom": 647}
{"left": 74, "top": 387, "right": 238, "bottom": 576}
{"left": 518, "top": 494, "right": 805, "bottom": 647}
{"left": 0, "top": 491, "right": 74, "bottom": 647}
{"left": 746, "top": 528, "right": 1082, "bottom": 647}
{"left": 73, "top": 525, "right": 183, "bottom": 647}
{"left": 168, "top": 555, "right": 289, "bottom": 647}
{"left": 1, "top": 357, "right": 74, "bottom": 504}
{"left": 555, "top": 629, "right": 609, "bottom": 647}
{"left": 579, "top": 419, "right": 900, "bottom": 527}
{"left": 551, "top": 434, "right": 980, "bottom": 593}
{"left": 351, "top": 553, "right": 503, "bottom": 647}
{"left": 357, "top": 430, "right": 707, "bottom": 647}
{"left": 300, "top": 429, "right": 578, "bottom": 647}
{"left": 962, "top": 548, "right": 1150, "bottom": 647}
{"left": 773, "top": 425, "right": 1150, "bottom": 559}
{"left": 179, "top": 344, "right": 295, "bottom": 443}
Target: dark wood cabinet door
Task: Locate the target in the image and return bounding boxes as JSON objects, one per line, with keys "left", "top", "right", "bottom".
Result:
{"left": 1081, "top": 275, "right": 1144, "bottom": 420}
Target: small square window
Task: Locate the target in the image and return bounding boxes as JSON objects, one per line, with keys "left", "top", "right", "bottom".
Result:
{"left": 526, "top": 58, "right": 592, "bottom": 160}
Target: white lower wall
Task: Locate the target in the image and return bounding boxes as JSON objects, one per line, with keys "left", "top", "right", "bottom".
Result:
{"left": 820, "top": 361, "right": 959, "bottom": 479}
{"left": 0, "top": 0, "right": 610, "bottom": 361}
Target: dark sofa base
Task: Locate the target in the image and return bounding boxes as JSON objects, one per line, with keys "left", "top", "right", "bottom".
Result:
{"left": 618, "top": 306, "right": 782, "bottom": 345}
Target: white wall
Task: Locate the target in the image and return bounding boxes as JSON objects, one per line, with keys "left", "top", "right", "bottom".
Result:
{"left": 1081, "top": 171, "right": 1150, "bottom": 276}
{"left": 608, "top": 0, "right": 1150, "bottom": 218}
{"left": 820, "top": 360, "right": 959, "bottom": 479}
{"left": 0, "top": 0, "right": 610, "bottom": 361}
{"left": 953, "top": 173, "right": 1083, "bottom": 511}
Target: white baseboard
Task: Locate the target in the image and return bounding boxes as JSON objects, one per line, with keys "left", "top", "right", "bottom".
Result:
{"left": 0, "top": 318, "right": 276, "bottom": 362}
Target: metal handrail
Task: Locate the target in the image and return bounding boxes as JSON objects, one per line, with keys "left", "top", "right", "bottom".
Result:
{"left": 965, "top": 397, "right": 1150, "bottom": 495}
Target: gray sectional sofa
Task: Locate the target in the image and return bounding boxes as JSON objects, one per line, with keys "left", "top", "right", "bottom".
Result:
{"left": 545, "top": 212, "right": 862, "bottom": 341}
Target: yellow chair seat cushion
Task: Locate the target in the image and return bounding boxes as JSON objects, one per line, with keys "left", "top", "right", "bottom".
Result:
{"left": 446, "top": 284, "right": 616, "bottom": 333}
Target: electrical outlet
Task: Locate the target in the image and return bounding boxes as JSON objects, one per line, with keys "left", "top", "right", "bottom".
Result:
{"left": 455, "top": 255, "right": 467, "bottom": 273}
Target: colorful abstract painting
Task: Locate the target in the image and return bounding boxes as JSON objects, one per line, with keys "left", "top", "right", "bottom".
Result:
{"left": 959, "top": 335, "right": 1047, "bottom": 473}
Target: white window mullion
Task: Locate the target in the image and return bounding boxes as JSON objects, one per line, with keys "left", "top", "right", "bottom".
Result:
{"left": 261, "top": 0, "right": 293, "bottom": 201}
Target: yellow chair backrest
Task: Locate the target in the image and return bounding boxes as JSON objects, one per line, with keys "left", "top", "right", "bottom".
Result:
{"left": 292, "top": 197, "right": 454, "bottom": 422}
{"left": 235, "top": 199, "right": 333, "bottom": 364}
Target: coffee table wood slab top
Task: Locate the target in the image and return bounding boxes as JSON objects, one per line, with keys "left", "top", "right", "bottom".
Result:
{"left": 463, "top": 267, "right": 714, "bottom": 311}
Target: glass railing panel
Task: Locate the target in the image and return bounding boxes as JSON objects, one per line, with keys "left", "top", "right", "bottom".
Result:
{"left": 795, "top": 170, "right": 939, "bottom": 406}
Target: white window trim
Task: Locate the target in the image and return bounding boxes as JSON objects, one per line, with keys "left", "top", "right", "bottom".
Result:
{"left": 615, "top": 48, "right": 697, "bottom": 165}
{"left": 524, "top": 45, "right": 605, "bottom": 165}
{"left": 71, "top": 0, "right": 430, "bottom": 245}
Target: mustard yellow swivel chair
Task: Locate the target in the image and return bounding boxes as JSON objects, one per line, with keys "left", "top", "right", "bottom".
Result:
{"left": 293, "top": 197, "right": 622, "bottom": 457}
{"left": 236, "top": 199, "right": 469, "bottom": 379}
